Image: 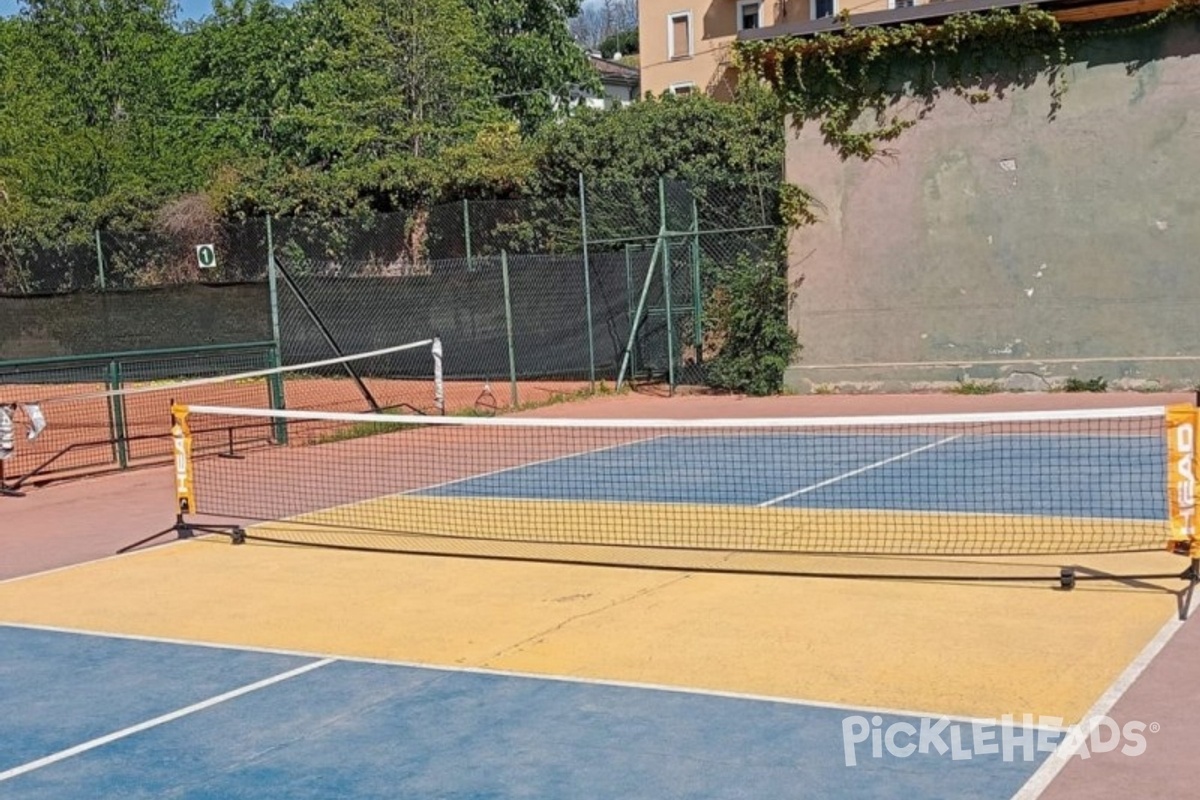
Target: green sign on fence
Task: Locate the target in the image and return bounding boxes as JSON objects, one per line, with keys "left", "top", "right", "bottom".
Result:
{"left": 196, "top": 244, "right": 217, "bottom": 269}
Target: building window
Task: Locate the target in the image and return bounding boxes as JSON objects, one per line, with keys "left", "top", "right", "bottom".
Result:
{"left": 811, "top": 0, "right": 836, "bottom": 18}
{"left": 667, "top": 12, "right": 693, "bottom": 60}
{"left": 891, "top": 0, "right": 916, "bottom": 7}
{"left": 669, "top": 82, "right": 696, "bottom": 96}
{"left": 737, "top": 0, "right": 762, "bottom": 31}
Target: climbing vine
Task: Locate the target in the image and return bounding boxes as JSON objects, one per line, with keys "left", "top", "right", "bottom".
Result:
{"left": 733, "top": 1, "right": 1200, "bottom": 160}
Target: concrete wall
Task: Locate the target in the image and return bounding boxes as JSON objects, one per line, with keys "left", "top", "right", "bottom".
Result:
{"left": 783, "top": 19, "right": 1200, "bottom": 392}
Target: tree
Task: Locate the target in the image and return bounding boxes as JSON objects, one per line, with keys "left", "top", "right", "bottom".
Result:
{"left": 184, "top": 0, "right": 305, "bottom": 168}
{"left": 469, "top": 0, "right": 598, "bottom": 131}
{"left": 277, "top": 0, "right": 502, "bottom": 212}
{"left": 569, "top": 0, "right": 636, "bottom": 51}
{"left": 598, "top": 28, "right": 636, "bottom": 58}
{"left": 14, "top": 0, "right": 197, "bottom": 223}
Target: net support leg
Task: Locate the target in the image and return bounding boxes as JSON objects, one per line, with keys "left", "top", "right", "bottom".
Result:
{"left": 117, "top": 514, "right": 245, "bottom": 554}
{"left": 217, "top": 427, "right": 245, "bottom": 460}
{"left": 1178, "top": 559, "right": 1199, "bottom": 621}
{"left": 1059, "top": 561, "right": 1200, "bottom": 621}
{"left": 0, "top": 460, "right": 22, "bottom": 497}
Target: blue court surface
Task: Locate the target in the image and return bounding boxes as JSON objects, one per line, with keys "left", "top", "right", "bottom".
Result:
{"left": 423, "top": 432, "right": 1165, "bottom": 520}
{"left": 0, "top": 625, "right": 1054, "bottom": 799}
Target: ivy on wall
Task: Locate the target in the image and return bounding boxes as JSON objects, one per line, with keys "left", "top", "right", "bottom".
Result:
{"left": 733, "top": 1, "right": 1200, "bottom": 161}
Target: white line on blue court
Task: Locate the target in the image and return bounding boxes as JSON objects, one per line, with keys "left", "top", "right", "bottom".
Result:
{"left": 405, "top": 434, "right": 666, "bottom": 496}
{"left": 0, "top": 621, "right": 1069, "bottom": 735}
{"left": 0, "top": 656, "right": 335, "bottom": 783}
{"left": 757, "top": 435, "right": 963, "bottom": 507}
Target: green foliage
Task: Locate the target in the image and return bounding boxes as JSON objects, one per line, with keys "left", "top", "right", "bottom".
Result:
{"left": 951, "top": 379, "right": 1003, "bottom": 395}
{"left": 734, "top": 2, "right": 1200, "bottom": 161}
{"left": 286, "top": 0, "right": 501, "bottom": 212}
{"left": 703, "top": 252, "right": 799, "bottom": 396}
{"left": 1, "top": 0, "right": 198, "bottom": 227}
{"left": 468, "top": 0, "right": 597, "bottom": 130}
{"left": 599, "top": 28, "right": 637, "bottom": 58}
{"left": 183, "top": 0, "right": 305, "bottom": 167}
{"left": 1, "top": 0, "right": 805, "bottom": 397}
{"left": 1062, "top": 377, "right": 1108, "bottom": 393}
{"left": 0, "top": 0, "right": 598, "bottom": 238}
{"left": 530, "top": 87, "right": 785, "bottom": 198}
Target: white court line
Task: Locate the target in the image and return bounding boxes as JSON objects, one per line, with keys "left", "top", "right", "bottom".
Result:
{"left": 757, "top": 435, "right": 963, "bottom": 508}
{"left": 0, "top": 657, "right": 334, "bottom": 783}
{"left": 1011, "top": 593, "right": 1200, "bottom": 799}
{"left": 0, "top": 621, "right": 1068, "bottom": 734}
{"left": 0, "top": 539, "right": 188, "bottom": 587}
{"left": 405, "top": 434, "right": 667, "bottom": 496}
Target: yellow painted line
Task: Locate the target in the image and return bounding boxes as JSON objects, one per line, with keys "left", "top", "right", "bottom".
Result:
{"left": 0, "top": 537, "right": 1182, "bottom": 724}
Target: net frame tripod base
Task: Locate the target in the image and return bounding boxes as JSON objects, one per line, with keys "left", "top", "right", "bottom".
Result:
{"left": 1059, "top": 557, "right": 1199, "bottom": 621}
{"left": 0, "top": 460, "right": 25, "bottom": 497}
{"left": 116, "top": 513, "right": 246, "bottom": 554}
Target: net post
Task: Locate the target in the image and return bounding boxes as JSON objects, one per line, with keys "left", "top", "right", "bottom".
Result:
{"left": 579, "top": 173, "right": 596, "bottom": 391}
{"left": 117, "top": 402, "right": 246, "bottom": 554}
{"left": 107, "top": 359, "right": 128, "bottom": 469}
{"left": 432, "top": 337, "right": 445, "bottom": 415}
{"left": 501, "top": 250, "right": 519, "bottom": 408}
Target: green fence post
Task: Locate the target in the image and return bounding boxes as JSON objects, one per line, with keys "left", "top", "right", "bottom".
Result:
{"left": 94, "top": 229, "right": 107, "bottom": 291}
{"left": 107, "top": 359, "right": 128, "bottom": 468}
{"left": 624, "top": 244, "right": 638, "bottom": 378}
{"left": 265, "top": 215, "right": 288, "bottom": 445}
{"left": 691, "top": 197, "right": 703, "bottom": 365}
{"left": 463, "top": 199, "right": 473, "bottom": 271}
{"left": 659, "top": 178, "right": 676, "bottom": 394}
{"left": 615, "top": 235, "right": 664, "bottom": 390}
{"left": 579, "top": 173, "right": 596, "bottom": 390}
{"left": 265, "top": 347, "right": 287, "bottom": 445}
{"left": 501, "top": 250, "right": 519, "bottom": 408}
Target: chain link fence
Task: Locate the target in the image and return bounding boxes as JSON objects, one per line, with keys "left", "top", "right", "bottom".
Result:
{"left": 2, "top": 175, "right": 783, "bottom": 390}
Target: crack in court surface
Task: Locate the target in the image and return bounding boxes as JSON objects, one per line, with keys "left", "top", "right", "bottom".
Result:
{"left": 479, "top": 573, "right": 695, "bottom": 667}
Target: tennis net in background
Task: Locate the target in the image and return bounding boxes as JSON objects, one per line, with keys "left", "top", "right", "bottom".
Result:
{"left": 173, "top": 403, "right": 1187, "bottom": 561}
{"left": 0, "top": 340, "right": 442, "bottom": 489}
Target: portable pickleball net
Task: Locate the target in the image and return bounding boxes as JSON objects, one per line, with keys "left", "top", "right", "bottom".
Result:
{"left": 128, "top": 399, "right": 1200, "bottom": 595}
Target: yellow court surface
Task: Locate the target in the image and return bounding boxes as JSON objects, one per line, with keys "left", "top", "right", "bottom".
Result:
{"left": 0, "top": 537, "right": 1184, "bottom": 724}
